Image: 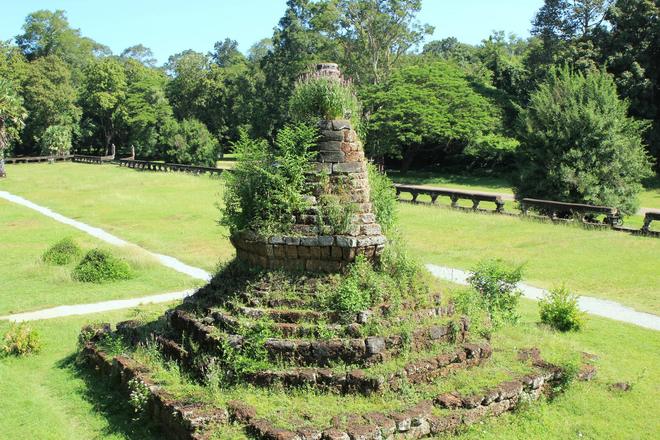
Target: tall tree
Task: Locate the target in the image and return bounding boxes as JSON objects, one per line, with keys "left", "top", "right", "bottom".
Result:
{"left": 120, "top": 44, "right": 157, "bottom": 67}
{"left": 0, "top": 79, "right": 26, "bottom": 177}
{"left": 80, "top": 58, "right": 127, "bottom": 153}
{"left": 20, "top": 56, "right": 81, "bottom": 155}
{"left": 604, "top": 0, "right": 660, "bottom": 168}
{"left": 165, "top": 50, "right": 212, "bottom": 121}
{"left": 334, "top": 0, "right": 434, "bottom": 84}
{"left": 210, "top": 38, "right": 245, "bottom": 67}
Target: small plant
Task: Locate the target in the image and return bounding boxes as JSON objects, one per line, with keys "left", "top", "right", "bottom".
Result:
{"left": 42, "top": 237, "right": 81, "bottom": 265}
{"left": 1, "top": 323, "right": 41, "bottom": 356}
{"left": 289, "top": 74, "right": 361, "bottom": 128}
{"left": 330, "top": 256, "right": 381, "bottom": 316}
{"left": 72, "top": 248, "right": 133, "bottom": 283}
{"left": 127, "top": 378, "right": 150, "bottom": 414}
{"left": 467, "top": 259, "right": 524, "bottom": 328}
{"left": 539, "top": 285, "right": 585, "bottom": 332}
{"left": 367, "top": 163, "right": 397, "bottom": 235}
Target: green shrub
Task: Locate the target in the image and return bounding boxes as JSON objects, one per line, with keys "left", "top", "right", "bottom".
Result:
{"left": 515, "top": 67, "right": 653, "bottom": 215}
{"left": 2, "top": 323, "right": 41, "bottom": 356}
{"left": 72, "top": 248, "right": 133, "bottom": 283}
{"left": 221, "top": 124, "right": 317, "bottom": 236}
{"left": 367, "top": 163, "right": 397, "bottom": 235}
{"left": 467, "top": 259, "right": 523, "bottom": 328}
{"left": 42, "top": 237, "right": 81, "bottom": 265}
{"left": 40, "top": 124, "right": 73, "bottom": 156}
{"left": 166, "top": 118, "right": 220, "bottom": 167}
{"left": 127, "top": 378, "right": 150, "bottom": 414}
{"left": 289, "top": 75, "right": 361, "bottom": 128}
{"left": 539, "top": 285, "right": 585, "bottom": 332}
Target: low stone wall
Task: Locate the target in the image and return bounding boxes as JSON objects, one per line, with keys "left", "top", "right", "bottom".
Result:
{"left": 231, "top": 231, "right": 386, "bottom": 273}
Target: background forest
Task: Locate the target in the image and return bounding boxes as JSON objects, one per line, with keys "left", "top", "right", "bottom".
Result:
{"left": 1, "top": 0, "right": 658, "bottom": 176}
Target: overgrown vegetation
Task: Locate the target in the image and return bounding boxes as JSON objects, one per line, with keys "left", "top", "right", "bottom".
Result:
{"left": 220, "top": 123, "right": 317, "bottom": 236}
{"left": 539, "top": 285, "right": 585, "bottom": 332}
{"left": 41, "top": 237, "right": 81, "bottom": 265}
{"left": 289, "top": 74, "right": 361, "bottom": 129}
{"left": 367, "top": 163, "right": 398, "bottom": 234}
{"left": 72, "top": 248, "right": 133, "bottom": 283}
{"left": 462, "top": 259, "right": 524, "bottom": 329}
{"left": 1, "top": 323, "right": 41, "bottom": 356}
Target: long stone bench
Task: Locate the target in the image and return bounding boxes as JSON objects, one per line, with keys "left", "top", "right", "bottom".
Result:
{"left": 117, "top": 159, "right": 224, "bottom": 175}
{"left": 642, "top": 211, "right": 660, "bottom": 233}
{"left": 521, "top": 198, "right": 622, "bottom": 226}
{"left": 394, "top": 184, "right": 505, "bottom": 213}
{"left": 4, "top": 155, "right": 73, "bottom": 164}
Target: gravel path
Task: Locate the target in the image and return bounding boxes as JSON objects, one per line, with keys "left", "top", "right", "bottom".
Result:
{"left": 426, "top": 264, "right": 660, "bottom": 331}
{"left": 1, "top": 190, "right": 657, "bottom": 330}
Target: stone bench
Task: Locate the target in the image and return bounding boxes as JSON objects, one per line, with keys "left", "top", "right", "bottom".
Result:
{"left": 521, "top": 198, "right": 621, "bottom": 226}
{"left": 394, "top": 184, "right": 505, "bottom": 213}
{"left": 642, "top": 211, "right": 660, "bottom": 233}
{"left": 5, "top": 155, "right": 73, "bottom": 164}
{"left": 117, "top": 159, "right": 224, "bottom": 176}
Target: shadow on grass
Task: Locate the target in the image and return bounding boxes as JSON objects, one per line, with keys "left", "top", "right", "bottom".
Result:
{"left": 57, "top": 353, "right": 163, "bottom": 440}
{"left": 387, "top": 169, "right": 513, "bottom": 191}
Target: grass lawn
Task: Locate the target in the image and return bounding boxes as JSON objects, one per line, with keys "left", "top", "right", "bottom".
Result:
{"left": 0, "top": 199, "right": 199, "bottom": 315}
{"left": 399, "top": 203, "right": 660, "bottom": 314}
{"left": 3, "top": 162, "right": 658, "bottom": 313}
{"left": 1, "top": 162, "right": 233, "bottom": 272}
{"left": 0, "top": 304, "right": 173, "bottom": 440}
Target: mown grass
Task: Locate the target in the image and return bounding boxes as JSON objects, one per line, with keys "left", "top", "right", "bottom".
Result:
{"left": 0, "top": 199, "right": 199, "bottom": 315}
{"left": 1, "top": 162, "right": 233, "bottom": 271}
{"left": 0, "top": 304, "right": 175, "bottom": 440}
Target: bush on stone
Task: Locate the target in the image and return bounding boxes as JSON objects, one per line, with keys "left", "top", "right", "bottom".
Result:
{"left": 221, "top": 124, "right": 317, "bottom": 236}
{"left": 367, "top": 163, "right": 397, "bottom": 235}
{"left": 72, "top": 248, "right": 133, "bottom": 283}
{"left": 539, "top": 285, "right": 585, "bottom": 332}
{"left": 289, "top": 75, "right": 361, "bottom": 129}
{"left": 42, "top": 237, "right": 81, "bottom": 265}
{"left": 1, "top": 323, "right": 41, "bottom": 356}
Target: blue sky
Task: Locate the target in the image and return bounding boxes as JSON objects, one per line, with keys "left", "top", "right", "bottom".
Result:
{"left": 0, "top": 1, "right": 544, "bottom": 65}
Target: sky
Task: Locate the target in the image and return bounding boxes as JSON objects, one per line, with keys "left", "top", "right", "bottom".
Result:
{"left": 0, "top": 0, "right": 544, "bottom": 65}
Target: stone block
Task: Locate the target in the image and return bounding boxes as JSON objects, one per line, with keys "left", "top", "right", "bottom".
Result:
{"left": 318, "top": 236, "right": 335, "bottom": 246}
{"left": 300, "top": 236, "right": 320, "bottom": 246}
{"left": 366, "top": 337, "right": 386, "bottom": 355}
{"left": 345, "top": 151, "right": 365, "bottom": 162}
{"left": 312, "top": 162, "right": 333, "bottom": 175}
{"left": 342, "top": 247, "right": 356, "bottom": 260}
{"left": 285, "top": 246, "right": 299, "bottom": 259}
{"left": 284, "top": 236, "right": 301, "bottom": 245}
{"left": 361, "top": 224, "right": 382, "bottom": 236}
{"left": 298, "top": 246, "right": 311, "bottom": 258}
{"left": 357, "top": 235, "right": 386, "bottom": 247}
{"left": 319, "top": 151, "right": 345, "bottom": 163}
{"left": 320, "top": 130, "right": 344, "bottom": 141}
{"left": 343, "top": 130, "right": 356, "bottom": 143}
{"left": 268, "top": 236, "right": 285, "bottom": 245}
{"left": 332, "top": 120, "right": 351, "bottom": 130}
{"left": 318, "top": 141, "right": 343, "bottom": 152}
{"left": 336, "top": 236, "right": 358, "bottom": 248}
{"left": 331, "top": 246, "right": 343, "bottom": 260}
{"left": 309, "top": 246, "right": 321, "bottom": 259}
{"left": 320, "top": 246, "right": 331, "bottom": 259}
{"left": 273, "top": 245, "right": 286, "bottom": 258}
{"left": 332, "top": 162, "right": 363, "bottom": 173}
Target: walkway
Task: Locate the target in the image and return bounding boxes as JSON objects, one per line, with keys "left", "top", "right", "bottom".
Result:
{"left": 1, "top": 190, "right": 658, "bottom": 330}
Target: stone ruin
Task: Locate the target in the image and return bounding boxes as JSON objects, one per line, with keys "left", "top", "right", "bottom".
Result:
{"left": 77, "top": 63, "right": 593, "bottom": 440}
{"left": 231, "top": 63, "right": 386, "bottom": 273}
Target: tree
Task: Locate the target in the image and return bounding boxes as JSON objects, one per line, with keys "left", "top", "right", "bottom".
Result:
{"left": 515, "top": 67, "right": 652, "bottom": 215}
{"left": 15, "top": 9, "right": 105, "bottom": 71}
{"left": 80, "top": 57, "right": 127, "bottom": 153}
{"left": 20, "top": 55, "right": 81, "bottom": 155}
{"left": 334, "top": 0, "right": 434, "bottom": 84}
{"left": 165, "top": 50, "right": 212, "bottom": 121}
{"left": 120, "top": 44, "right": 157, "bottom": 67}
{"left": 166, "top": 118, "right": 219, "bottom": 167}
{"left": 0, "top": 79, "right": 26, "bottom": 177}
{"left": 532, "top": 0, "right": 612, "bottom": 41}
{"left": 248, "top": 39, "right": 273, "bottom": 63}
{"left": 366, "top": 61, "right": 513, "bottom": 171}
{"left": 40, "top": 125, "right": 72, "bottom": 156}
{"left": 122, "top": 59, "right": 176, "bottom": 158}
{"left": 604, "top": 0, "right": 660, "bottom": 168}
{"left": 210, "top": 38, "right": 245, "bottom": 67}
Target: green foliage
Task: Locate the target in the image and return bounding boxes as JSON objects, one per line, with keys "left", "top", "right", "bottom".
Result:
{"left": 515, "top": 67, "right": 653, "bottom": 215}
{"left": 467, "top": 259, "right": 524, "bottom": 328}
{"left": 366, "top": 61, "right": 515, "bottom": 170}
{"left": 330, "top": 256, "right": 381, "bottom": 315}
{"left": 40, "top": 125, "right": 72, "bottom": 156}
{"left": 72, "top": 248, "right": 133, "bottom": 283}
{"left": 221, "top": 124, "right": 317, "bottom": 236}
{"left": 289, "top": 75, "right": 361, "bottom": 126}
{"left": 0, "top": 78, "right": 26, "bottom": 160}
{"left": 216, "top": 318, "right": 276, "bottom": 383}
{"left": 166, "top": 118, "right": 219, "bottom": 167}
{"left": 539, "top": 285, "right": 586, "bottom": 332}
{"left": 367, "top": 163, "right": 397, "bottom": 235}
{"left": 2, "top": 324, "right": 41, "bottom": 356}
{"left": 127, "top": 378, "right": 150, "bottom": 414}
{"left": 42, "top": 237, "right": 81, "bottom": 265}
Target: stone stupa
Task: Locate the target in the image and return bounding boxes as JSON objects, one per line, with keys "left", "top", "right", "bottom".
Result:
{"left": 231, "top": 63, "right": 387, "bottom": 273}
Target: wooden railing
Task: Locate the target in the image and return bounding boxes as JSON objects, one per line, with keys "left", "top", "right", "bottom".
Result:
{"left": 394, "top": 184, "right": 505, "bottom": 213}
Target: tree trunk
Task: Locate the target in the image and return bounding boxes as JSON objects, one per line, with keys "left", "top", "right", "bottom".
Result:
{"left": 400, "top": 146, "right": 419, "bottom": 173}
{"left": 0, "top": 157, "right": 6, "bottom": 178}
